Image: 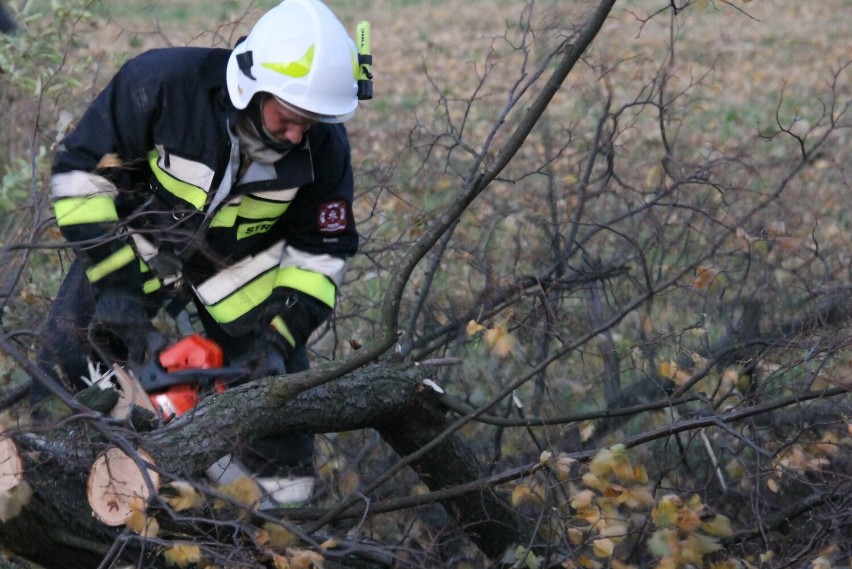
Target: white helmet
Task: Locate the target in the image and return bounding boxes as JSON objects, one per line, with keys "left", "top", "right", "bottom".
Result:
{"left": 226, "top": 0, "right": 358, "bottom": 123}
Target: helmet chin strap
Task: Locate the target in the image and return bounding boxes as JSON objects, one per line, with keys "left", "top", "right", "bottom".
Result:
{"left": 244, "top": 95, "right": 296, "bottom": 154}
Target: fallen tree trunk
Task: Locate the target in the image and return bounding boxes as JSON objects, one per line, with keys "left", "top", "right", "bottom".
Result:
{"left": 0, "top": 360, "right": 538, "bottom": 568}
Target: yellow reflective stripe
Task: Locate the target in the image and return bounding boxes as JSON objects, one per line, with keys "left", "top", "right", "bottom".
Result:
{"left": 262, "top": 45, "right": 314, "bottom": 78}
{"left": 85, "top": 245, "right": 136, "bottom": 284}
{"left": 143, "top": 278, "right": 162, "bottom": 294}
{"left": 204, "top": 269, "right": 277, "bottom": 324}
{"left": 237, "top": 221, "right": 274, "bottom": 240}
{"left": 275, "top": 266, "right": 336, "bottom": 308}
{"left": 238, "top": 196, "right": 290, "bottom": 219}
{"left": 147, "top": 149, "right": 207, "bottom": 210}
{"left": 270, "top": 316, "right": 296, "bottom": 348}
{"left": 210, "top": 204, "right": 239, "bottom": 228}
{"left": 54, "top": 196, "right": 118, "bottom": 226}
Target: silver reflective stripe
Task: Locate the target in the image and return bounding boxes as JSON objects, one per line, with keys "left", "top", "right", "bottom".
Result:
{"left": 280, "top": 245, "right": 347, "bottom": 286}
{"left": 153, "top": 143, "right": 215, "bottom": 192}
{"left": 193, "top": 241, "right": 285, "bottom": 305}
{"left": 238, "top": 162, "right": 278, "bottom": 185}
{"left": 250, "top": 187, "right": 300, "bottom": 202}
{"left": 130, "top": 234, "right": 158, "bottom": 261}
{"left": 207, "top": 124, "right": 240, "bottom": 213}
{"left": 51, "top": 171, "right": 118, "bottom": 199}
{"left": 130, "top": 234, "right": 182, "bottom": 286}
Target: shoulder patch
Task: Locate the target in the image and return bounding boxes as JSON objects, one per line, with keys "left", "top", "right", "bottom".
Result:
{"left": 317, "top": 200, "right": 348, "bottom": 234}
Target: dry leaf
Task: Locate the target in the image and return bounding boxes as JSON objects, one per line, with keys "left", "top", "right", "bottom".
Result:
{"left": 465, "top": 320, "right": 486, "bottom": 336}
{"left": 286, "top": 548, "right": 324, "bottom": 569}
{"left": 124, "top": 496, "right": 159, "bottom": 537}
{"left": 320, "top": 537, "right": 340, "bottom": 550}
{"left": 162, "top": 481, "right": 203, "bottom": 512}
{"left": 217, "top": 476, "right": 261, "bottom": 508}
{"left": 570, "top": 489, "right": 595, "bottom": 510}
{"left": 592, "top": 538, "right": 615, "bottom": 558}
{"left": 162, "top": 544, "right": 202, "bottom": 567}
{"left": 484, "top": 325, "right": 515, "bottom": 357}
{"left": 263, "top": 522, "right": 301, "bottom": 549}
{"left": 693, "top": 266, "right": 722, "bottom": 290}
{"left": 511, "top": 484, "right": 534, "bottom": 508}
{"left": 701, "top": 514, "right": 734, "bottom": 537}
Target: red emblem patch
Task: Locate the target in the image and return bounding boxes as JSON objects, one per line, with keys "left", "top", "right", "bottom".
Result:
{"left": 317, "top": 200, "right": 348, "bottom": 234}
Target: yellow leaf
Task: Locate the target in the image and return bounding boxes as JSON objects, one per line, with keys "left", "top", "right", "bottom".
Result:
{"left": 623, "top": 487, "right": 656, "bottom": 509}
{"left": 218, "top": 476, "right": 261, "bottom": 508}
{"left": 570, "top": 489, "right": 595, "bottom": 510}
{"left": 651, "top": 495, "right": 681, "bottom": 528}
{"left": 566, "top": 526, "right": 585, "bottom": 545}
{"left": 581, "top": 472, "right": 607, "bottom": 492}
{"left": 511, "top": 484, "right": 541, "bottom": 508}
{"left": 598, "top": 520, "right": 628, "bottom": 539}
{"left": 162, "top": 544, "right": 202, "bottom": 567}
{"left": 465, "top": 320, "right": 486, "bottom": 336}
{"left": 611, "top": 458, "right": 635, "bottom": 483}
{"left": 576, "top": 505, "right": 602, "bottom": 525}
{"left": 632, "top": 465, "right": 649, "bottom": 485}
{"left": 162, "top": 481, "right": 203, "bottom": 512}
{"left": 320, "top": 537, "right": 340, "bottom": 550}
{"left": 589, "top": 449, "right": 614, "bottom": 477}
{"left": 263, "top": 522, "right": 300, "bottom": 549}
{"left": 701, "top": 514, "right": 734, "bottom": 537}
{"left": 485, "top": 325, "right": 515, "bottom": 357}
{"left": 286, "top": 548, "right": 324, "bottom": 569}
{"left": 124, "top": 496, "right": 158, "bottom": 537}
{"left": 592, "top": 538, "right": 615, "bottom": 558}
{"left": 684, "top": 532, "right": 723, "bottom": 556}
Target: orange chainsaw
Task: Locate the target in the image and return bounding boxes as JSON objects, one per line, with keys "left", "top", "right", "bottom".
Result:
{"left": 133, "top": 334, "right": 248, "bottom": 421}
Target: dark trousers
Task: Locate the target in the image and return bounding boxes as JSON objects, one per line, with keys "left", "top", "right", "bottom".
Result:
{"left": 34, "top": 257, "right": 314, "bottom": 474}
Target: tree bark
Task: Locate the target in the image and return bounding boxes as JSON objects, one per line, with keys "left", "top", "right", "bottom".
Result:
{"left": 377, "top": 407, "right": 540, "bottom": 559}
{"left": 0, "top": 360, "right": 537, "bottom": 568}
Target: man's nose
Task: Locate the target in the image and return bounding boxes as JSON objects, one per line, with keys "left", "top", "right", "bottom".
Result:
{"left": 284, "top": 125, "right": 308, "bottom": 144}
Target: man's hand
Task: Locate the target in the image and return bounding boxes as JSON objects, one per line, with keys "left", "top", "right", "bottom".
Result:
{"left": 234, "top": 329, "right": 288, "bottom": 380}
{"left": 75, "top": 384, "right": 120, "bottom": 414}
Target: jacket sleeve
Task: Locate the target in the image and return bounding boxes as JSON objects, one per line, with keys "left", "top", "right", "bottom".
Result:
{"left": 268, "top": 124, "right": 358, "bottom": 347}
{"left": 51, "top": 54, "right": 162, "bottom": 296}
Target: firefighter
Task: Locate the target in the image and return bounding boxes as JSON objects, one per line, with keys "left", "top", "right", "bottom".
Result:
{"left": 34, "top": 0, "right": 362, "bottom": 502}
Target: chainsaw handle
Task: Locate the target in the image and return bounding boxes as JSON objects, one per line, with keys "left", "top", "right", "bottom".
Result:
{"left": 135, "top": 362, "right": 249, "bottom": 392}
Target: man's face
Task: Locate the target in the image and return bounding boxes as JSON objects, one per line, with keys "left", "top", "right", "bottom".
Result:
{"left": 260, "top": 97, "right": 315, "bottom": 145}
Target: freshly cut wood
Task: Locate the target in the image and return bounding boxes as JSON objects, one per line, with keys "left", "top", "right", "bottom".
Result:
{"left": 0, "top": 436, "right": 22, "bottom": 493}
{"left": 86, "top": 447, "right": 159, "bottom": 526}
{"left": 110, "top": 365, "right": 157, "bottom": 420}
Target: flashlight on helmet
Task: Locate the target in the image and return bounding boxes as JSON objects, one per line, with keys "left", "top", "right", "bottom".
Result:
{"left": 356, "top": 21, "right": 373, "bottom": 100}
